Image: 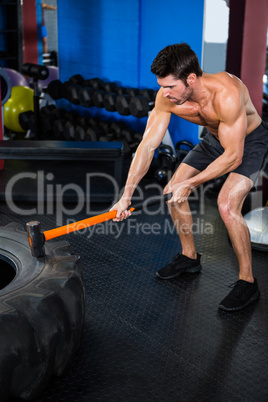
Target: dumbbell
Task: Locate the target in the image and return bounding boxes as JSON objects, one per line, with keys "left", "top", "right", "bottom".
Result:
{"left": 52, "top": 119, "right": 66, "bottom": 140}
{"left": 46, "top": 109, "right": 75, "bottom": 140}
{"left": 103, "top": 92, "right": 118, "bottom": 112}
{"left": 115, "top": 94, "right": 132, "bottom": 115}
{"left": 126, "top": 88, "right": 140, "bottom": 96}
{"left": 116, "top": 88, "right": 156, "bottom": 117}
{"left": 40, "top": 107, "right": 68, "bottom": 140}
{"left": 70, "top": 116, "right": 88, "bottom": 141}
{"left": 93, "top": 84, "right": 125, "bottom": 109}
{"left": 62, "top": 112, "right": 89, "bottom": 140}
{"left": 109, "top": 121, "right": 129, "bottom": 138}
{"left": 77, "top": 117, "right": 105, "bottom": 141}
{"left": 113, "top": 87, "right": 138, "bottom": 115}
{"left": 154, "top": 144, "right": 177, "bottom": 185}
{"left": 61, "top": 81, "right": 82, "bottom": 105}
{"left": 43, "top": 79, "right": 64, "bottom": 100}
{"left": 92, "top": 90, "right": 106, "bottom": 108}
{"left": 84, "top": 126, "right": 104, "bottom": 141}
{"left": 129, "top": 89, "right": 157, "bottom": 118}
{"left": 79, "top": 85, "right": 122, "bottom": 110}
{"left": 78, "top": 86, "right": 95, "bottom": 107}
{"left": 54, "top": 115, "right": 104, "bottom": 141}
{"left": 60, "top": 76, "right": 103, "bottom": 106}
{"left": 19, "top": 105, "right": 61, "bottom": 138}
{"left": 86, "top": 77, "right": 105, "bottom": 90}
{"left": 103, "top": 82, "right": 119, "bottom": 93}
{"left": 95, "top": 119, "right": 133, "bottom": 147}
{"left": 44, "top": 74, "right": 84, "bottom": 103}
{"left": 40, "top": 104, "right": 59, "bottom": 115}
{"left": 108, "top": 122, "right": 142, "bottom": 152}
{"left": 19, "top": 111, "right": 35, "bottom": 132}
{"left": 68, "top": 74, "right": 85, "bottom": 85}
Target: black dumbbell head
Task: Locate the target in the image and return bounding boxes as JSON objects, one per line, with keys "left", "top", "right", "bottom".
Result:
{"left": 116, "top": 94, "right": 131, "bottom": 115}
{"left": 40, "top": 115, "right": 54, "bottom": 139}
{"left": 87, "top": 78, "right": 105, "bottom": 90}
{"left": 19, "top": 111, "right": 35, "bottom": 131}
{"left": 62, "top": 82, "right": 80, "bottom": 105}
{"left": 98, "top": 121, "right": 111, "bottom": 134}
{"left": 93, "top": 90, "right": 105, "bottom": 108}
{"left": 103, "top": 93, "right": 118, "bottom": 112}
{"left": 40, "top": 104, "right": 57, "bottom": 116}
{"left": 88, "top": 117, "right": 99, "bottom": 126}
{"left": 78, "top": 87, "right": 94, "bottom": 107}
{"left": 52, "top": 119, "right": 66, "bottom": 139}
{"left": 85, "top": 127, "right": 101, "bottom": 141}
{"left": 74, "top": 125, "right": 86, "bottom": 141}
{"left": 125, "top": 88, "right": 139, "bottom": 96}
{"left": 44, "top": 80, "right": 64, "bottom": 100}
{"left": 129, "top": 95, "right": 150, "bottom": 118}
{"left": 110, "top": 121, "right": 127, "bottom": 137}
{"left": 63, "top": 121, "right": 75, "bottom": 140}
{"left": 139, "top": 88, "right": 156, "bottom": 101}
{"left": 103, "top": 82, "right": 118, "bottom": 93}
{"left": 68, "top": 74, "right": 84, "bottom": 85}
{"left": 114, "top": 86, "right": 127, "bottom": 95}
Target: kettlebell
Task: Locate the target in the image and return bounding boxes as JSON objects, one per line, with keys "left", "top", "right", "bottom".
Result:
{"left": 155, "top": 144, "right": 177, "bottom": 185}
{"left": 175, "top": 140, "right": 194, "bottom": 164}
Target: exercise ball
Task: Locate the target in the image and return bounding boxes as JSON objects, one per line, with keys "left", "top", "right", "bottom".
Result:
{"left": 4, "top": 86, "right": 34, "bottom": 133}
{"left": 244, "top": 207, "right": 268, "bottom": 251}
{"left": 3, "top": 67, "right": 29, "bottom": 87}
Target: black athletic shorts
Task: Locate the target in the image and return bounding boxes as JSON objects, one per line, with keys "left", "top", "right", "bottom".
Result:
{"left": 182, "top": 121, "right": 268, "bottom": 183}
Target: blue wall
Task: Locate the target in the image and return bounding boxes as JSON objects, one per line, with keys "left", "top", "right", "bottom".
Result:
{"left": 57, "top": 0, "right": 204, "bottom": 145}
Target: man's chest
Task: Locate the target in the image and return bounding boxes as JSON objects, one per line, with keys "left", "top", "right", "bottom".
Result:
{"left": 172, "top": 102, "right": 220, "bottom": 129}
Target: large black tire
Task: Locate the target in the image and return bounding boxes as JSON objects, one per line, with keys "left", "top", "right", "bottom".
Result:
{"left": 0, "top": 222, "right": 85, "bottom": 401}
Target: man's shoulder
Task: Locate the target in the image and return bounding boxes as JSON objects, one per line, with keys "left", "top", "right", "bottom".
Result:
{"left": 207, "top": 72, "right": 243, "bottom": 106}
{"left": 206, "top": 72, "right": 243, "bottom": 92}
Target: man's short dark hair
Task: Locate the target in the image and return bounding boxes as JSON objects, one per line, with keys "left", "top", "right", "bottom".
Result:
{"left": 151, "top": 43, "right": 203, "bottom": 85}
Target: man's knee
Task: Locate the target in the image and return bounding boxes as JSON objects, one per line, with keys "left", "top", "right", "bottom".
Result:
{"left": 217, "top": 194, "right": 243, "bottom": 225}
{"left": 217, "top": 196, "right": 230, "bottom": 220}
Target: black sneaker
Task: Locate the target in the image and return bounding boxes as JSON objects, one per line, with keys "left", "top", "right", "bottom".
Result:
{"left": 218, "top": 278, "right": 260, "bottom": 311}
{"left": 156, "top": 253, "right": 202, "bottom": 280}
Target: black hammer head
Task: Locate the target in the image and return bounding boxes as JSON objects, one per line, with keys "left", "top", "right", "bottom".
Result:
{"left": 26, "top": 221, "right": 45, "bottom": 258}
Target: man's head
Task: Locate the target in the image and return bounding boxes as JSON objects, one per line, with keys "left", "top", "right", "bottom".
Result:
{"left": 151, "top": 43, "right": 203, "bottom": 86}
{"left": 151, "top": 43, "right": 203, "bottom": 105}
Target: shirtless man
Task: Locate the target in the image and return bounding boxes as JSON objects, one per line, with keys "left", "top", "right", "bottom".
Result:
{"left": 111, "top": 43, "right": 268, "bottom": 311}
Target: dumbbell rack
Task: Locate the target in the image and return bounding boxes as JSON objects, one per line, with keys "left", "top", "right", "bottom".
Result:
{"left": 4, "top": 72, "right": 176, "bottom": 201}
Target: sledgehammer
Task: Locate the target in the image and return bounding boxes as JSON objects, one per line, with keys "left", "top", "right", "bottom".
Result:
{"left": 26, "top": 193, "right": 172, "bottom": 258}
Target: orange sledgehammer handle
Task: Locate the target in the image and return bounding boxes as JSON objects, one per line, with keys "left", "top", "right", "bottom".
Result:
{"left": 43, "top": 193, "right": 172, "bottom": 241}
{"left": 43, "top": 207, "right": 134, "bottom": 241}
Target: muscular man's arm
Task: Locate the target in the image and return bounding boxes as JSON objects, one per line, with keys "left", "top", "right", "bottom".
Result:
{"left": 111, "top": 99, "right": 171, "bottom": 219}
{"left": 168, "top": 87, "right": 247, "bottom": 201}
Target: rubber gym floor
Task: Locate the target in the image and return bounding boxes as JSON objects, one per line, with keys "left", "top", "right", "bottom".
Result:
{"left": 1, "top": 160, "right": 268, "bottom": 402}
